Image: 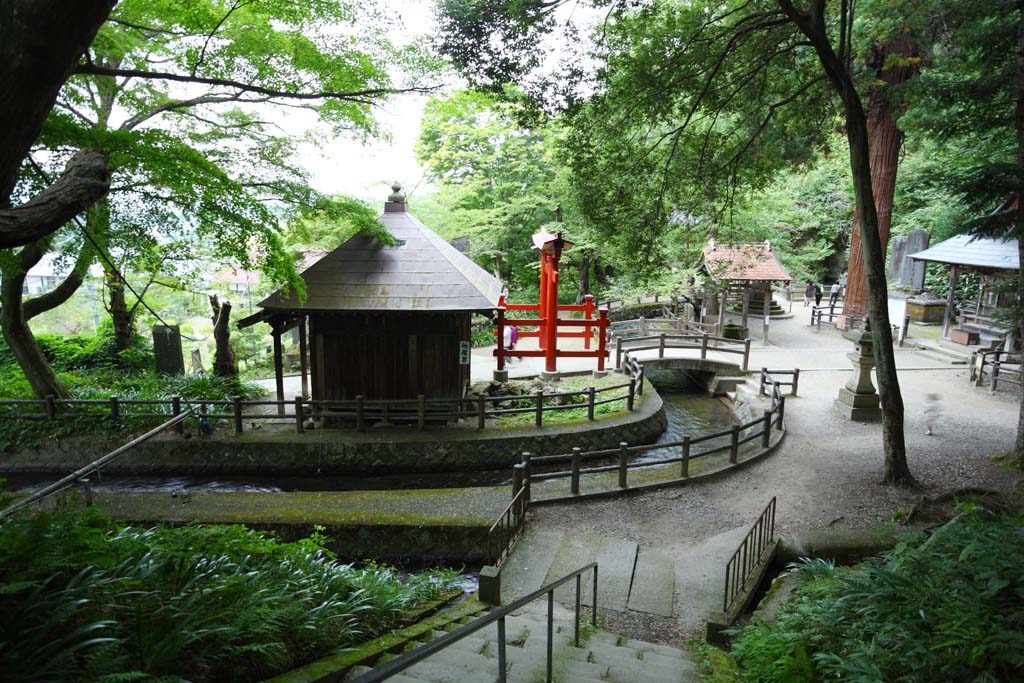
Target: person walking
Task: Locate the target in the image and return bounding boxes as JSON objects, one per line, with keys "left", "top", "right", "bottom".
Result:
{"left": 814, "top": 283, "right": 823, "bottom": 307}
{"left": 803, "top": 280, "right": 814, "bottom": 307}
{"left": 829, "top": 282, "right": 840, "bottom": 306}
{"left": 924, "top": 393, "right": 942, "bottom": 435}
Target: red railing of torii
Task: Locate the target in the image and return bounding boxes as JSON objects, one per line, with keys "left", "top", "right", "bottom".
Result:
{"left": 494, "top": 228, "right": 610, "bottom": 373}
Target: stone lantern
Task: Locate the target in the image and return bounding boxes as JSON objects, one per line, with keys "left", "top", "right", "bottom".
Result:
{"left": 834, "top": 319, "right": 882, "bottom": 421}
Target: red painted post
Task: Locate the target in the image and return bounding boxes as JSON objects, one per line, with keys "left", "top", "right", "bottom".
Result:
{"left": 538, "top": 253, "right": 549, "bottom": 351}
{"left": 597, "top": 308, "right": 608, "bottom": 371}
{"left": 583, "top": 294, "right": 594, "bottom": 350}
{"left": 545, "top": 256, "right": 559, "bottom": 373}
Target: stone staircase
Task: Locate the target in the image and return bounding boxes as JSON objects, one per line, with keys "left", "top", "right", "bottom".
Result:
{"left": 346, "top": 601, "right": 700, "bottom": 683}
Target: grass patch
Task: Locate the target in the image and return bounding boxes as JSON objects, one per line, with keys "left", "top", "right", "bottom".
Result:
{"left": 468, "top": 373, "right": 640, "bottom": 428}
{"left": 729, "top": 507, "right": 1024, "bottom": 682}
{"left": 0, "top": 504, "right": 458, "bottom": 683}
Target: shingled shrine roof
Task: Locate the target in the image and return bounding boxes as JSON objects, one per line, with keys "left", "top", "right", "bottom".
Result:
{"left": 908, "top": 234, "right": 1019, "bottom": 272}
{"left": 702, "top": 239, "right": 793, "bottom": 282}
{"left": 258, "top": 190, "right": 503, "bottom": 313}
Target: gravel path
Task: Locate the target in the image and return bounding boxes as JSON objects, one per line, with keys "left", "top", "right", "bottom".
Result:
{"left": 527, "top": 313, "right": 1023, "bottom": 642}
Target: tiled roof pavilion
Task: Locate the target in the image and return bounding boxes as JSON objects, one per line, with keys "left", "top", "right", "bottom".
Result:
{"left": 258, "top": 200, "right": 503, "bottom": 313}
{"left": 702, "top": 239, "right": 793, "bottom": 282}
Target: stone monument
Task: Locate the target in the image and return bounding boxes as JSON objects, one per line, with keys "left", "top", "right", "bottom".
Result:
{"left": 152, "top": 324, "right": 184, "bottom": 375}
{"left": 887, "top": 229, "right": 929, "bottom": 290}
{"left": 834, "top": 319, "right": 882, "bottom": 421}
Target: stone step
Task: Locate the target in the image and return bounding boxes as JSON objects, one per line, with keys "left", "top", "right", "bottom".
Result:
{"left": 626, "top": 549, "right": 675, "bottom": 617}
{"left": 500, "top": 529, "right": 564, "bottom": 603}
{"left": 543, "top": 533, "right": 637, "bottom": 611}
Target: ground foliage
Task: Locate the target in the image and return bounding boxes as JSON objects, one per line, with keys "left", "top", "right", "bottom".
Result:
{"left": 0, "top": 505, "right": 456, "bottom": 683}
{"left": 731, "top": 508, "right": 1024, "bottom": 682}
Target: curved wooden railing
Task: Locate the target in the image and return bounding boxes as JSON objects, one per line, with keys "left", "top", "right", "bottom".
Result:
{"left": 615, "top": 332, "right": 751, "bottom": 371}
{"left": 0, "top": 362, "right": 645, "bottom": 435}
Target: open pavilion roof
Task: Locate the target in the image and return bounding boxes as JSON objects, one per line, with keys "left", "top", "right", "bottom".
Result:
{"left": 909, "top": 234, "right": 1019, "bottom": 273}
{"left": 702, "top": 239, "right": 793, "bottom": 282}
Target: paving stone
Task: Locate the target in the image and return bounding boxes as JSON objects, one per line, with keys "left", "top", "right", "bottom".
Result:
{"left": 501, "top": 529, "right": 564, "bottom": 603}
{"left": 626, "top": 549, "right": 676, "bottom": 616}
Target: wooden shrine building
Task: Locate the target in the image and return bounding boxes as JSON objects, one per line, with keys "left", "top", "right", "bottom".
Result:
{"left": 909, "top": 234, "right": 1019, "bottom": 346}
{"left": 700, "top": 239, "right": 792, "bottom": 342}
{"left": 239, "top": 184, "right": 503, "bottom": 409}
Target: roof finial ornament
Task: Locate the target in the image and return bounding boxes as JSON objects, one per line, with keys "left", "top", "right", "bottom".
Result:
{"left": 388, "top": 181, "right": 406, "bottom": 203}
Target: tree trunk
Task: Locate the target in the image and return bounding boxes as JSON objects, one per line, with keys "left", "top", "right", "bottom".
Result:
{"left": 0, "top": 254, "right": 69, "bottom": 399}
{"left": 1014, "top": 7, "right": 1024, "bottom": 467}
{"left": 107, "top": 273, "right": 134, "bottom": 355}
{"left": 782, "top": 0, "right": 914, "bottom": 486}
{"left": 576, "top": 254, "right": 591, "bottom": 303}
{"left": 210, "top": 295, "right": 238, "bottom": 377}
{"left": 842, "top": 30, "right": 919, "bottom": 317}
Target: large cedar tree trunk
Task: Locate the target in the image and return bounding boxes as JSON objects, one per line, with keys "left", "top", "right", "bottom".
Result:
{"left": 1015, "top": 10, "right": 1024, "bottom": 466}
{"left": 210, "top": 295, "right": 238, "bottom": 377}
{"left": 783, "top": 0, "right": 914, "bottom": 486}
{"left": 843, "top": 30, "right": 919, "bottom": 317}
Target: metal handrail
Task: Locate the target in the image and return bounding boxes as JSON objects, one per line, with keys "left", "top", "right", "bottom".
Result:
{"left": 0, "top": 408, "right": 196, "bottom": 519}
{"left": 487, "top": 486, "right": 528, "bottom": 566}
{"left": 723, "top": 497, "right": 777, "bottom": 613}
{"left": 350, "top": 563, "right": 599, "bottom": 683}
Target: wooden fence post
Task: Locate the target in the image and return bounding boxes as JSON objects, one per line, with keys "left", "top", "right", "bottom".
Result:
{"left": 477, "top": 393, "right": 486, "bottom": 429}
{"left": 639, "top": 316, "right": 646, "bottom": 335}
{"left": 627, "top": 379, "right": 636, "bottom": 411}
{"left": 294, "top": 396, "right": 305, "bottom": 433}
{"left": 44, "top": 394, "right": 55, "bottom": 419}
{"left": 521, "top": 452, "right": 532, "bottom": 502}
{"left": 791, "top": 368, "right": 800, "bottom": 396}
{"left": 658, "top": 332, "right": 666, "bottom": 358}
{"left": 587, "top": 387, "right": 596, "bottom": 421}
{"left": 355, "top": 395, "right": 365, "bottom": 432}
{"left": 512, "top": 463, "right": 525, "bottom": 513}
{"left": 638, "top": 365, "right": 645, "bottom": 395}
{"left": 417, "top": 394, "right": 426, "bottom": 431}
{"left": 991, "top": 356, "right": 1000, "bottom": 393}
{"left": 762, "top": 409, "right": 772, "bottom": 447}
{"left": 742, "top": 338, "right": 751, "bottom": 371}
{"left": 535, "top": 390, "right": 544, "bottom": 428}
{"left": 730, "top": 425, "right": 740, "bottom": 464}
{"left": 615, "top": 336, "right": 622, "bottom": 369}
{"left": 571, "top": 447, "right": 582, "bottom": 495}
{"left": 701, "top": 333, "right": 708, "bottom": 359}
{"left": 233, "top": 396, "right": 243, "bottom": 434}
{"left": 759, "top": 367, "right": 767, "bottom": 396}
{"left": 172, "top": 396, "right": 183, "bottom": 435}
{"left": 778, "top": 396, "right": 785, "bottom": 427}
{"left": 681, "top": 435, "right": 691, "bottom": 478}
{"left": 109, "top": 396, "right": 120, "bottom": 423}
{"left": 618, "top": 441, "right": 628, "bottom": 488}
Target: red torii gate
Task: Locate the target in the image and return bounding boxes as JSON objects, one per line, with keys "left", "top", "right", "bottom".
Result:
{"left": 494, "top": 228, "right": 610, "bottom": 373}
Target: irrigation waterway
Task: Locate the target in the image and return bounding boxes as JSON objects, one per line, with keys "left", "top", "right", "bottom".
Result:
{"left": 5, "top": 371, "right": 738, "bottom": 494}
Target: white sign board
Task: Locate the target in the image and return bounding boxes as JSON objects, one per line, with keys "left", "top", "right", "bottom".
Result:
{"left": 888, "top": 297, "right": 908, "bottom": 337}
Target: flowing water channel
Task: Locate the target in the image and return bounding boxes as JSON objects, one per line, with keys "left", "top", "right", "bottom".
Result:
{"left": 5, "top": 370, "right": 738, "bottom": 494}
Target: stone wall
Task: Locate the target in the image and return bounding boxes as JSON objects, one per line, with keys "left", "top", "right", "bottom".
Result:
{"left": 0, "top": 388, "right": 667, "bottom": 475}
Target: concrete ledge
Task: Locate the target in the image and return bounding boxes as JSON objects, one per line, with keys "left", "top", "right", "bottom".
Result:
{"left": 0, "top": 385, "right": 666, "bottom": 475}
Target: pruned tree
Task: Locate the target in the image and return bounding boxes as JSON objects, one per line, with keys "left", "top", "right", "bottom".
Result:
{"left": 209, "top": 294, "right": 237, "bottom": 377}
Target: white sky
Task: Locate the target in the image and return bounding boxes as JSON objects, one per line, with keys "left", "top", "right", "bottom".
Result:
{"left": 291, "top": 0, "right": 440, "bottom": 204}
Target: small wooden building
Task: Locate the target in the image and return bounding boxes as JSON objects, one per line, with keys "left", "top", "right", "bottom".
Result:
{"left": 240, "top": 186, "right": 502, "bottom": 405}
{"left": 700, "top": 239, "right": 793, "bottom": 341}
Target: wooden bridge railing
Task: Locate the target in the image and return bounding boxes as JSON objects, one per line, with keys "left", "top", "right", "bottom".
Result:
{"left": 759, "top": 368, "right": 799, "bottom": 397}
{"left": 609, "top": 316, "right": 718, "bottom": 341}
{"left": 614, "top": 333, "right": 751, "bottom": 371}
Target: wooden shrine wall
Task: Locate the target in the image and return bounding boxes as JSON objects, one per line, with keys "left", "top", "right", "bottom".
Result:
{"left": 310, "top": 311, "right": 470, "bottom": 401}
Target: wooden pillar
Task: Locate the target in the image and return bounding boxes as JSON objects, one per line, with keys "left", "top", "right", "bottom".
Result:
{"left": 942, "top": 264, "right": 958, "bottom": 338}
{"left": 272, "top": 327, "right": 285, "bottom": 416}
{"left": 701, "top": 282, "right": 711, "bottom": 323}
{"left": 545, "top": 254, "right": 559, "bottom": 372}
{"left": 538, "top": 253, "right": 549, "bottom": 350}
{"left": 741, "top": 286, "right": 749, "bottom": 331}
{"left": 298, "top": 316, "right": 309, "bottom": 399}
{"left": 717, "top": 288, "right": 727, "bottom": 335}
{"left": 762, "top": 281, "right": 771, "bottom": 343}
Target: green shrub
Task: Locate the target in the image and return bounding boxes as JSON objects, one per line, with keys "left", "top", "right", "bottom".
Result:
{"left": 0, "top": 506, "right": 457, "bottom": 683}
{"left": 731, "top": 509, "right": 1024, "bottom": 682}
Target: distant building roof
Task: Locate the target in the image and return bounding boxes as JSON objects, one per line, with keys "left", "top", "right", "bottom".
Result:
{"left": 908, "top": 234, "right": 1019, "bottom": 272}
{"left": 258, "top": 198, "right": 503, "bottom": 313}
{"left": 702, "top": 239, "right": 793, "bottom": 282}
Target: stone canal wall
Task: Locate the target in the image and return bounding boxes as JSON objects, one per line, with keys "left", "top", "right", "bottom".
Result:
{"left": 0, "top": 384, "right": 666, "bottom": 475}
